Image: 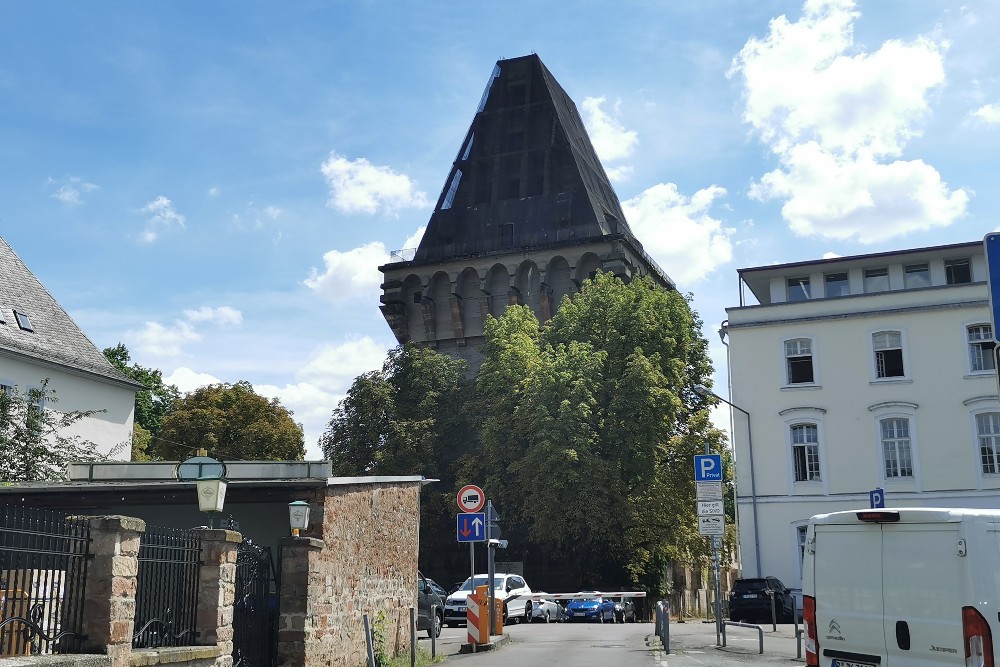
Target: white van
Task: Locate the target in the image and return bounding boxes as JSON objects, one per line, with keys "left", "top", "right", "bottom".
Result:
{"left": 802, "top": 507, "right": 1000, "bottom": 667}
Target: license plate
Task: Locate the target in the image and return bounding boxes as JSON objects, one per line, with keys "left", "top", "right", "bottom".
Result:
{"left": 574, "top": 612, "right": 585, "bottom": 616}
{"left": 832, "top": 660, "right": 876, "bottom": 667}
{"left": 741, "top": 594, "right": 758, "bottom": 598}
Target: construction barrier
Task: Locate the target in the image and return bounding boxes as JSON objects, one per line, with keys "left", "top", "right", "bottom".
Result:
{"left": 466, "top": 585, "right": 489, "bottom": 645}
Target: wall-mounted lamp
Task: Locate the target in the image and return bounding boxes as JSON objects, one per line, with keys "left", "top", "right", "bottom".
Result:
{"left": 196, "top": 476, "right": 228, "bottom": 528}
{"left": 288, "top": 500, "right": 311, "bottom": 537}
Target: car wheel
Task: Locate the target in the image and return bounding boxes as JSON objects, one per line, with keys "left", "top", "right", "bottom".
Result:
{"left": 502, "top": 603, "right": 509, "bottom": 625}
{"left": 428, "top": 612, "right": 442, "bottom": 639}
{"left": 524, "top": 604, "right": 532, "bottom": 624}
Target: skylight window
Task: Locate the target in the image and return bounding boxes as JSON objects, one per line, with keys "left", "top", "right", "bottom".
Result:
{"left": 13, "top": 310, "right": 32, "bottom": 332}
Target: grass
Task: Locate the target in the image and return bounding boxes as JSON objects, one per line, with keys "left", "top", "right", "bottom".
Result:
{"left": 385, "top": 647, "right": 447, "bottom": 667}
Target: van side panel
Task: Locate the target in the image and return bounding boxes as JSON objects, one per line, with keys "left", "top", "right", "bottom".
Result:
{"left": 814, "top": 523, "right": 885, "bottom": 666}
{"left": 881, "top": 523, "right": 963, "bottom": 665}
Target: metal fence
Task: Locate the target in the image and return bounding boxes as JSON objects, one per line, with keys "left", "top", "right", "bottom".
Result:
{"left": 133, "top": 525, "right": 202, "bottom": 649}
{"left": 0, "top": 505, "right": 91, "bottom": 656}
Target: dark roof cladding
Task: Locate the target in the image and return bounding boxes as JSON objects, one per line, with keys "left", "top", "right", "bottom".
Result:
{"left": 0, "top": 237, "right": 143, "bottom": 390}
{"left": 413, "top": 53, "right": 650, "bottom": 266}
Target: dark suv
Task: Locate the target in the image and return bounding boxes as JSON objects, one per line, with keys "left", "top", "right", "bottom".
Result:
{"left": 728, "top": 577, "right": 794, "bottom": 623}
{"left": 417, "top": 571, "right": 444, "bottom": 638}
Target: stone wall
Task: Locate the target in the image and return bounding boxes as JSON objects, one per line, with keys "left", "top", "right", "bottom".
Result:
{"left": 277, "top": 481, "right": 422, "bottom": 667}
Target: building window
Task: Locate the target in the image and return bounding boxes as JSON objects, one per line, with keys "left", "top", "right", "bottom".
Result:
{"left": 904, "top": 263, "right": 930, "bottom": 289}
{"left": 976, "top": 412, "right": 1000, "bottom": 475}
{"left": 785, "top": 338, "right": 814, "bottom": 384}
{"left": 864, "top": 268, "right": 889, "bottom": 293}
{"left": 786, "top": 277, "right": 811, "bottom": 302}
{"left": 791, "top": 423, "right": 821, "bottom": 481}
{"left": 500, "top": 224, "right": 514, "bottom": 248}
{"left": 880, "top": 417, "right": 913, "bottom": 478}
{"left": 969, "top": 324, "right": 996, "bottom": 372}
{"left": 13, "top": 311, "right": 31, "bottom": 331}
{"left": 945, "top": 258, "right": 972, "bottom": 285}
{"left": 825, "top": 272, "right": 849, "bottom": 297}
{"left": 873, "top": 331, "right": 905, "bottom": 378}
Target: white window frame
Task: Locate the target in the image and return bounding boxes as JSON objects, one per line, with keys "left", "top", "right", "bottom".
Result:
{"left": 868, "top": 402, "right": 920, "bottom": 489}
{"left": 879, "top": 417, "right": 914, "bottom": 479}
{"left": 974, "top": 410, "right": 1000, "bottom": 477}
{"left": 786, "top": 276, "right": 811, "bottom": 302}
{"left": 864, "top": 267, "right": 889, "bottom": 293}
{"left": 783, "top": 337, "right": 817, "bottom": 386}
{"left": 903, "top": 263, "right": 930, "bottom": 289}
{"left": 870, "top": 329, "right": 909, "bottom": 382}
{"left": 966, "top": 323, "right": 996, "bottom": 374}
{"left": 782, "top": 407, "right": 828, "bottom": 495}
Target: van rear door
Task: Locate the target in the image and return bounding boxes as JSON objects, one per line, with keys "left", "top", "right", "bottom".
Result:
{"left": 814, "top": 522, "right": 886, "bottom": 665}
{"left": 881, "top": 522, "right": 963, "bottom": 665}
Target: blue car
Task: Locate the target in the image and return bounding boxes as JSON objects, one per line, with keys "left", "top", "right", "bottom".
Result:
{"left": 565, "top": 593, "right": 616, "bottom": 622}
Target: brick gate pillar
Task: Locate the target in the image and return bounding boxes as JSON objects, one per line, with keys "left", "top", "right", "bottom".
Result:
{"left": 194, "top": 528, "right": 242, "bottom": 667}
{"left": 276, "top": 536, "right": 323, "bottom": 667}
{"left": 74, "top": 515, "right": 146, "bottom": 667}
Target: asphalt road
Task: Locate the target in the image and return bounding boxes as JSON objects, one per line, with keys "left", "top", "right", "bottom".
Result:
{"left": 417, "top": 616, "right": 808, "bottom": 666}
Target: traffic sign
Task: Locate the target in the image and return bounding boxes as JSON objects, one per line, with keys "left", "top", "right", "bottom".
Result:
{"left": 457, "top": 484, "right": 485, "bottom": 513}
{"left": 869, "top": 488, "right": 885, "bottom": 509}
{"left": 696, "top": 481, "right": 723, "bottom": 500}
{"left": 694, "top": 454, "right": 723, "bottom": 482}
{"left": 457, "top": 512, "right": 486, "bottom": 542}
{"left": 698, "top": 500, "right": 724, "bottom": 515}
{"left": 698, "top": 515, "right": 725, "bottom": 536}
{"left": 984, "top": 234, "right": 1000, "bottom": 332}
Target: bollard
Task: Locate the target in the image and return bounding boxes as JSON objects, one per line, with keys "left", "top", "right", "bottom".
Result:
{"left": 430, "top": 604, "right": 437, "bottom": 659}
{"left": 410, "top": 607, "right": 416, "bottom": 667}
{"left": 363, "top": 614, "right": 376, "bottom": 667}
{"left": 655, "top": 601, "right": 670, "bottom": 654}
{"left": 723, "top": 621, "right": 764, "bottom": 654}
{"left": 770, "top": 591, "right": 777, "bottom": 631}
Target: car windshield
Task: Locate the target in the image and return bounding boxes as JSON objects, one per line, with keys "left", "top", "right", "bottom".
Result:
{"left": 459, "top": 576, "right": 503, "bottom": 591}
{"left": 733, "top": 579, "right": 769, "bottom": 592}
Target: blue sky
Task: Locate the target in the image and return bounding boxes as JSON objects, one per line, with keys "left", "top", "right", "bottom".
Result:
{"left": 2, "top": 1, "right": 998, "bottom": 458}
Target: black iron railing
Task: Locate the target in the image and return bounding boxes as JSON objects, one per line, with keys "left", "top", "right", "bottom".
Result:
{"left": 0, "top": 505, "right": 91, "bottom": 656}
{"left": 232, "top": 538, "right": 279, "bottom": 667}
{"left": 133, "top": 526, "right": 201, "bottom": 648}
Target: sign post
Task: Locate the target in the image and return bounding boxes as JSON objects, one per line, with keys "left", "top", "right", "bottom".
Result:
{"left": 695, "top": 454, "right": 724, "bottom": 645}
{"left": 457, "top": 482, "right": 486, "bottom": 636}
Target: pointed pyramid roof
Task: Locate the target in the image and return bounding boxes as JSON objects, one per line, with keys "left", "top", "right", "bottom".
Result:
{"left": 0, "top": 238, "right": 143, "bottom": 390}
{"left": 412, "top": 53, "right": 660, "bottom": 277}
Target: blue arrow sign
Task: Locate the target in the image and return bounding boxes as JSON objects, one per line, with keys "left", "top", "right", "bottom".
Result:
{"left": 985, "top": 234, "right": 1000, "bottom": 338}
{"left": 457, "top": 512, "right": 486, "bottom": 542}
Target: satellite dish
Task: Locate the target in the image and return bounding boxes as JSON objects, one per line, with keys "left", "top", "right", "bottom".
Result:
{"left": 175, "top": 456, "right": 227, "bottom": 482}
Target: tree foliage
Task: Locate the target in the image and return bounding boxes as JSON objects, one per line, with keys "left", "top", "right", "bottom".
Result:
{"left": 103, "top": 343, "right": 180, "bottom": 459}
{"left": 0, "top": 380, "right": 106, "bottom": 481}
{"left": 155, "top": 381, "right": 304, "bottom": 461}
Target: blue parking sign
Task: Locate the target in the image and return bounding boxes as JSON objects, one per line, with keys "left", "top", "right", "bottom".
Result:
{"left": 694, "top": 454, "right": 723, "bottom": 482}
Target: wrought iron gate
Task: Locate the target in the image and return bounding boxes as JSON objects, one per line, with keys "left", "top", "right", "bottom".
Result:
{"left": 232, "top": 538, "right": 279, "bottom": 667}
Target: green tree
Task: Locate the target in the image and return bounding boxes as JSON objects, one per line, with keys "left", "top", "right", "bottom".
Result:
{"left": 0, "top": 380, "right": 106, "bottom": 481}
{"left": 469, "top": 272, "right": 721, "bottom": 590}
{"left": 103, "top": 343, "right": 180, "bottom": 459}
{"left": 154, "top": 381, "right": 304, "bottom": 461}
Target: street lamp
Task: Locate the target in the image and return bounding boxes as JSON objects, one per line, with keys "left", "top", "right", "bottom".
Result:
{"left": 196, "top": 475, "right": 228, "bottom": 529}
{"left": 694, "top": 383, "right": 762, "bottom": 578}
{"left": 288, "top": 500, "right": 311, "bottom": 537}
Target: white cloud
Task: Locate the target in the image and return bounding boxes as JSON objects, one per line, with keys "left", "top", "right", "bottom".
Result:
{"left": 320, "top": 152, "right": 431, "bottom": 214}
{"left": 822, "top": 251, "right": 843, "bottom": 259}
{"left": 730, "top": 0, "right": 967, "bottom": 243}
{"left": 971, "top": 103, "right": 1000, "bottom": 124}
{"left": 165, "top": 367, "right": 223, "bottom": 393}
{"left": 402, "top": 226, "right": 426, "bottom": 252}
{"left": 303, "top": 241, "right": 390, "bottom": 304}
{"left": 255, "top": 337, "right": 389, "bottom": 457}
{"left": 622, "top": 183, "right": 733, "bottom": 285}
{"left": 582, "top": 97, "right": 639, "bottom": 162}
{"left": 128, "top": 306, "right": 243, "bottom": 358}
{"left": 48, "top": 176, "right": 98, "bottom": 205}
{"left": 208, "top": 187, "right": 220, "bottom": 197}
{"left": 138, "top": 195, "right": 186, "bottom": 244}
{"left": 231, "top": 202, "right": 284, "bottom": 232}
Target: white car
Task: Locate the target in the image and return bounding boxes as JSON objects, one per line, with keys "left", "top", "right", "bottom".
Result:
{"left": 530, "top": 594, "right": 566, "bottom": 623}
{"left": 443, "top": 573, "right": 532, "bottom": 626}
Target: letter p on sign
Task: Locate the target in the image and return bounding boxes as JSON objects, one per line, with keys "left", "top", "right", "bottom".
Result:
{"left": 694, "top": 454, "right": 723, "bottom": 482}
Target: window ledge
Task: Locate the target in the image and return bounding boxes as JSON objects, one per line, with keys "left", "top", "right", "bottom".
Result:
{"left": 781, "top": 384, "right": 823, "bottom": 392}
{"left": 869, "top": 378, "right": 913, "bottom": 386}
{"left": 964, "top": 372, "right": 996, "bottom": 380}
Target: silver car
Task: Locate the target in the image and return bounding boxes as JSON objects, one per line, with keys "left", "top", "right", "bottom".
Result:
{"left": 530, "top": 594, "right": 566, "bottom": 623}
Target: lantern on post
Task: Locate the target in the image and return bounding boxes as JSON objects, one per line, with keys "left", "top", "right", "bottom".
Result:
{"left": 288, "top": 500, "right": 311, "bottom": 537}
{"left": 196, "top": 476, "right": 228, "bottom": 528}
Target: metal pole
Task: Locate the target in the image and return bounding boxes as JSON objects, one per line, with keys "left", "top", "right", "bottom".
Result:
{"left": 363, "top": 614, "right": 375, "bottom": 667}
{"left": 430, "top": 604, "right": 437, "bottom": 659}
{"left": 713, "top": 535, "right": 722, "bottom": 644}
{"left": 410, "top": 607, "right": 416, "bottom": 667}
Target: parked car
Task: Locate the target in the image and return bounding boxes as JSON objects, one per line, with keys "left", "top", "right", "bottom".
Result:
{"left": 426, "top": 577, "right": 448, "bottom": 600}
{"left": 728, "top": 576, "right": 795, "bottom": 623}
{"left": 565, "top": 593, "right": 616, "bottom": 622}
{"left": 530, "top": 594, "right": 566, "bottom": 623}
{"left": 442, "top": 573, "right": 532, "bottom": 627}
{"left": 614, "top": 597, "right": 636, "bottom": 623}
{"left": 416, "top": 570, "right": 443, "bottom": 638}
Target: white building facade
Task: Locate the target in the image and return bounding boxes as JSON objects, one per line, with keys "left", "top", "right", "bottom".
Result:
{"left": 0, "top": 238, "right": 141, "bottom": 462}
{"left": 723, "top": 240, "right": 1000, "bottom": 589}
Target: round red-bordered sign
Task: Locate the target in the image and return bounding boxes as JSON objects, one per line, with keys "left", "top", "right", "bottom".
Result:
{"left": 457, "top": 484, "right": 485, "bottom": 513}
